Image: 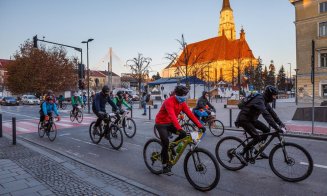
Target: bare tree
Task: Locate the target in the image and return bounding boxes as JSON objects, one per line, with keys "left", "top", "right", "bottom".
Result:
{"left": 126, "top": 53, "right": 152, "bottom": 95}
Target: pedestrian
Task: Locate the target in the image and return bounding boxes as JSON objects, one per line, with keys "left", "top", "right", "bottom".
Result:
{"left": 141, "top": 92, "right": 147, "bottom": 115}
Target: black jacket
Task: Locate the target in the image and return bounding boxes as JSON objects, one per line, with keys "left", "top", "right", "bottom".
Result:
{"left": 194, "top": 96, "right": 216, "bottom": 112}
{"left": 236, "top": 94, "right": 283, "bottom": 130}
{"left": 92, "top": 92, "right": 118, "bottom": 113}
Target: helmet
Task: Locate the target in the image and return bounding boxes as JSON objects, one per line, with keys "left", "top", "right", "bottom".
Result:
{"left": 174, "top": 85, "right": 189, "bottom": 96}
{"left": 47, "top": 90, "right": 53, "bottom": 96}
{"left": 74, "top": 92, "right": 78, "bottom": 96}
{"left": 46, "top": 95, "right": 54, "bottom": 101}
{"left": 202, "top": 91, "right": 209, "bottom": 97}
{"left": 263, "top": 85, "right": 278, "bottom": 102}
{"left": 117, "top": 91, "right": 123, "bottom": 98}
{"left": 102, "top": 85, "right": 110, "bottom": 95}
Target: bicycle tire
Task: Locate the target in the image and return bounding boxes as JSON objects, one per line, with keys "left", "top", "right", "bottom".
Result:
{"left": 38, "top": 121, "right": 45, "bottom": 138}
{"left": 215, "top": 136, "right": 246, "bottom": 171}
{"left": 269, "top": 142, "right": 313, "bottom": 182}
{"left": 123, "top": 118, "right": 136, "bottom": 138}
{"left": 62, "top": 103, "right": 67, "bottom": 110}
{"left": 108, "top": 124, "right": 123, "bottom": 150}
{"left": 143, "top": 138, "right": 163, "bottom": 175}
{"left": 184, "top": 147, "right": 220, "bottom": 192}
{"left": 89, "top": 121, "right": 103, "bottom": 144}
{"left": 208, "top": 119, "right": 224, "bottom": 137}
{"left": 76, "top": 111, "right": 83, "bottom": 123}
{"left": 153, "top": 125, "right": 160, "bottom": 139}
{"left": 70, "top": 111, "right": 75, "bottom": 122}
{"left": 47, "top": 123, "right": 57, "bottom": 142}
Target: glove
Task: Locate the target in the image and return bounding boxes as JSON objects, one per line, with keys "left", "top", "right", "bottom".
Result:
{"left": 57, "top": 116, "right": 61, "bottom": 121}
{"left": 280, "top": 127, "right": 287, "bottom": 133}
{"left": 199, "top": 127, "right": 206, "bottom": 133}
{"left": 45, "top": 115, "right": 49, "bottom": 121}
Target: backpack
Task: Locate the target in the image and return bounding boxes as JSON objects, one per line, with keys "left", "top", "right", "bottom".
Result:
{"left": 238, "top": 93, "right": 259, "bottom": 109}
{"left": 145, "top": 94, "right": 151, "bottom": 102}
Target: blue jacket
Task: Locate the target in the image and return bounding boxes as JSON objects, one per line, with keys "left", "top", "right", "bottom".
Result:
{"left": 42, "top": 101, "right": 59, "bottom": 116}
{"left": 92, "top": 92, "right": 118, "bottom": 113}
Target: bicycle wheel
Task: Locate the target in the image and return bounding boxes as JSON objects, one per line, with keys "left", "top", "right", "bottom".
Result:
{"left": 62, "top": 103, "right": 67, "bottom": 110}
{"left": 153, "top": 125, "right": 160, "bottom": 139}
{"left": 70, "top": 111, "right": 75, "bottom": 122}
{"left": 38, "top": 121, "right": 45, "bottom": 138}
{"left": 143, "top": 138, "right": 163, "bottom": 175}
{"left": 269, "top": 142, "right": 313, "bottom": 182}
{"left": 184, "top": 147, "right": 220, "bottom": 192}
{"left": 89, "top": 121, "right": 103, "bottom": 144}
{"left": 122, "top": 118, "right": 136, "bottom": 138}
{"left": 215, "top": 136, "right": 246, "bottom": 171}
{"left": 47, "top": 123, "right": 57, "bottom": 142}
{"left": 208, "top": 119, "right": 224, "bottom": 137}
{"left": 108, "top": 124, "right": 123, "bottom": 150}
{"left": 76, "top": 111, "right": 83, "bottom": 123}
{"left": 182, "top": 123, "right": 196, "bottom": 134}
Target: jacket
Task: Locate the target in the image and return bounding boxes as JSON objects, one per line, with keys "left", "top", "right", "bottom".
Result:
{"left": 112, "top": 97, "right": 131, "bottom": 111}
{"left": 71, "top": 96, "right": 83, "bottom": 105}
{"left": 236, "top": 94, "right": 283, "bottom": 130}
{"left": 155, "top": 96, "right": 203, "bottom": 130}
{"left": 194, "top": 96, "right": 216, "bottom": 112}
{"left": 42, "top": 101, "right": 59, "bottom": 116}
{"left": 92, "top": 92, "right": 118, "bottom": 113}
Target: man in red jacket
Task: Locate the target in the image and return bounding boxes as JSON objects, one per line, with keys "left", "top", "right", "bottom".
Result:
{"left": 155, "top": 85, "right": 206, "bottom": 175}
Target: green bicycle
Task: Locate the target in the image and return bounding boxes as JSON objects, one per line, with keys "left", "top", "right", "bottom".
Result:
{"left": 143, "top": 131, "right": 220, "bottom": 192}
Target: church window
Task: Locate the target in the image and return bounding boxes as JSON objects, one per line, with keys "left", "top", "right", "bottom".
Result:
{"left": 319, "top": 22, "right": 327, "bottom": 37}
{"left": 320, "top": 2, "right": 327, "bottom": 13}
{"left": 322, "top": 84, "right": 327, "bottom": 97}
{"left": 320, "top": 52, "right": 327, "bottom": 67}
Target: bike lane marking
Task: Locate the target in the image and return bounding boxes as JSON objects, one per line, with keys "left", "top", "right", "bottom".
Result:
{"left": 68, "top": 137, "right": 128, "bottom": 151}
{"left": 300, "top": 162, "right": 327, "bottom": 169}
{"left": 0, "top": 110, "right": 39, "bottom": 119}
{"left": 3, "top": 122, "right": 33, "bottom": 133}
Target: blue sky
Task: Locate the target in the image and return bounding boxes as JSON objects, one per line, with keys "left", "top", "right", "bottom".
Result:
{"left": 0, "top": 0, "right": 296, "bottom": 76}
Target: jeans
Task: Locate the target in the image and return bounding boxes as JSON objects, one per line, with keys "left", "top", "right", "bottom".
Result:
{"left": 143, "top": 104, "right": 147, "bottom": 114}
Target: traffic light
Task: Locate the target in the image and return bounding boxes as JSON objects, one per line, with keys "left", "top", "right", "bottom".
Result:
{"left": 78, "top": 64, "right": 85, "bottom": 79}
{"left": 33, "top": 35, "right": 38, "bottom": 48}
{"left": 78, "top": 79, "right": 85, "bottom": 90}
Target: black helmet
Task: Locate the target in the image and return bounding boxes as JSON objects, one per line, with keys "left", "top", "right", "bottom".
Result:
{"left": 202, "top": 91, "right": 208, "bottom": 97}
{"left": 174, "top": 85, "right": 189, "bottom": 96}
{"left": 263, "top": 85, "right": 278, "bottom": 102}
{"left": 117, "top": 91, "right": 123, "bottom": 98}
{"left": 102, "top": 85, "right": 110, "bottom": 95}
{"left": 47, "top": 90, "right": 53, "bottom": 96}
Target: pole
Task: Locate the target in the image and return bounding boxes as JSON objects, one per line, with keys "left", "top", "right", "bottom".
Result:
{"left": 0, "top": 114, "right": 2, "bottom": 137}
{"left": 87, "top": 42, "right": 90, "bottom": 114}
{"left": 229, "top": 109, "right": 232, "bottom": 128}
{"left": 148, "top": 105, "right": 151, "bottom": 120}
{"left": 311, "top": 40, "right": 315, "bottom": 134}
{"left": 295, "top": 69, "right": 299, "bottom": 105}
{"left": 12, "top": 117, "right": 16, "bottom": 145}
{"left": 109, "top": 47, "right": 113, "bottom": 91}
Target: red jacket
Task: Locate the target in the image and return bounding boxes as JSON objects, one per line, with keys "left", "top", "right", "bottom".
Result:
{"left": 155, "top": 96, "right": 203, "bottom": 130}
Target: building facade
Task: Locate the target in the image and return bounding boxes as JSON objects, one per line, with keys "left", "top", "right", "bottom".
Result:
{"left": 290, "top": 0, "right": 327, "bottom": 103}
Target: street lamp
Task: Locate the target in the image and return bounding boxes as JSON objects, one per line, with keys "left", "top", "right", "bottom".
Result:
{"left": 294, "top": 68, "right": 299, "bottom": 105}
{"left": 82, "top": 38, "right": 94, "bottom": 114}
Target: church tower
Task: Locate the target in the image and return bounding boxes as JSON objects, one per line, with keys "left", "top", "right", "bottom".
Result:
{"left": 218, "top": 0, "right": 236, "bottom": 40}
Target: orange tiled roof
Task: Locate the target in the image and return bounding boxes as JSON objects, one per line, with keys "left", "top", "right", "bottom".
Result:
{"left": 90, "top": 70, "right": 107, "bottom": 77}
{"left": 172, "top": 35, "right": 255, "bottom": 67}
{"left": 0, "top": 59, "right": 12, "bottom": 69}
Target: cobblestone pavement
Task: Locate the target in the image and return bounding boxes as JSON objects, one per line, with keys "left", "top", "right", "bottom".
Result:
{"left": 0, "top": 136, "right": 158, "bottom": 196}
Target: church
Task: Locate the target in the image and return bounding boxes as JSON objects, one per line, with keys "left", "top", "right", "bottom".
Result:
{"left": 161, "top": 0, "right": 257, "bottom": 85}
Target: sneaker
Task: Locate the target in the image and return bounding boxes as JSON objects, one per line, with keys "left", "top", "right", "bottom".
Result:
{"left": 162, "top": 164, "right": 173, "bottom": 176}
{"left": 234, "top": 151, "right": 248, "bottom": 166}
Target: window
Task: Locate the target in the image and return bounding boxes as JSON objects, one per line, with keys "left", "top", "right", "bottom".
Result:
{"left": 320, "top": 2, "right": 327, "bottom": 13}
{"left": 319, "top": 22, "right": 327, "bottom": 37}
{"left": 322, "top": 84, "right": 327, "bottom": 97}
{"left": 320, "top": 53, "right": 327, "bottom": 67}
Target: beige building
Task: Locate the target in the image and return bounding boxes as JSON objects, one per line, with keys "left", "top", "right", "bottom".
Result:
{"left": 290, "top": 0, "right": 327, "bottom": 103}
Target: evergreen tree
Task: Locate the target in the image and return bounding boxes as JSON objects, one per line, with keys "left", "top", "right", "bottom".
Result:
{"left": 276, "top": 65, "right": 287, "bottom": 91}
{"left": 262, "top": 66, "right": 268, "bottom": 87}
{"left": 267, "top": 60, "right": 276, "bottom": 86}
{"left": 253, "top": 58, "right": 263, "bottom": 91}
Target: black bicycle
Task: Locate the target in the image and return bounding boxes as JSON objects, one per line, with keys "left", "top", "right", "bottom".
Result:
{"left": 110, "top": 111, "right": 136, "bottom": 138}
{"left": 215, "top": 129, "right": 313, "bottom": 182}
{"left": 89, "top": 113, "right": 123, "bottom": 150}
{"left": 70, "top": 105, "right": 83, "bottom": 123}
{"left": 38, "top": 115, "right": 58, "bottom": 142}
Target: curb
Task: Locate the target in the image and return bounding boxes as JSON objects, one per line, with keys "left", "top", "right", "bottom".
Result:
{"left": 3, "top": 134, "right": 162, "bottom": 196}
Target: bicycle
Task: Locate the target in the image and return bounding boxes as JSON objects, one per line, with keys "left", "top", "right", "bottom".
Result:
{"left": 194, "top": 110, "right": 225, "bottom": 137}
{"left": 143, "top": 131, "right": 220, "bottom": 192}
{"left": 56, "top": 101, "right": 67, "bottom": 110}
{"left": 153, "top": 113, "right": 195, "bottom": 139}
{"left": 70, "top": 105, "right": 83, "bottom": 123}
{"left": 110, "top": 110, "right": 136, "bottom": 138}
{"left": 89, "top": 113, "right": 123, "bottom": 150}
{"left": 215, "top": 128, "right": 313, "bottom": 182}
{"left": 38, "top": 114, "right": 58, "bottom": 141}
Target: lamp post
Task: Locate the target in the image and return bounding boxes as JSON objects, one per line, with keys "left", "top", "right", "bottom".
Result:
{"left": 82, "top": 38, "right": 94, "bottom": 114}
{"left": 294, "top": 68, "right": 299, "bottom": 105}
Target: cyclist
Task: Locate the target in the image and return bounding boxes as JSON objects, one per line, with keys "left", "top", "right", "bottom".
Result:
{"left": 193, "top": 91, "right": 216, "bottom": 124}
{"left": 155, "top": 85, "right": 206, "bottom": 175}
{"left": 82, "top": 91, "right": 87, "bottom": 106}
{"left": 112, "top": 91, "right": 132, "bottom": 112}
{"left": 92, "top": 85, "right": 122, "bottom": 133}
{"left": 234, "top": 85, "right": 286, "bottom": 165}
{"left": 58, "top": 95, "right": 65, "bottom": 109}
{"left": 40, "top": 95, "right": 61, "bottom": 127}
{"left": 71, "top": 92, "right": 83, "bottom": 115}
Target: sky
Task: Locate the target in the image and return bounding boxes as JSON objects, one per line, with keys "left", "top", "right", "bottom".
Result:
{"left": 0, "top": 0, "right": 296, "bottom": 77}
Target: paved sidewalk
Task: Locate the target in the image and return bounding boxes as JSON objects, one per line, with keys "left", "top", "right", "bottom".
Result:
{"left": 0, "top": 136, "right": 159, "bottom": 196}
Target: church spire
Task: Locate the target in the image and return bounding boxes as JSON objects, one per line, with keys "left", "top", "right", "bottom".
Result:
{"left": 218, "top": 0, "right": 236, "bottom": 40}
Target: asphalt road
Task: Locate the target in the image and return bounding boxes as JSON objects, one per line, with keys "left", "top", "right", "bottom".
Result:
{"left": 1, "top": 105, "right": 326, "bottom": 195}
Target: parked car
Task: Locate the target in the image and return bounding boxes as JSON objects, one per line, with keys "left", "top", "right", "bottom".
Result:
{"left": 21, "top": 95, "right": 40, "bottom": 105}
{"left": 1, "top": 97, "right": 19, "bottom": 106}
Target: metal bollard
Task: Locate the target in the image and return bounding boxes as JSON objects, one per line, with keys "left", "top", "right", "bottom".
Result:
{"left": 0, "top": 114, "right": 2, "bottom": 137}
{"left": 130, "top": 107, "right": 133, "bottom": 118}
{"left": 229, "top": 109, "right": 232, "bottom": 128}
{"left": 12, "top": 117, "right": 16, "bottom": 145}
{"left": 148, "top": 105, "right": 151, "bottom": 120}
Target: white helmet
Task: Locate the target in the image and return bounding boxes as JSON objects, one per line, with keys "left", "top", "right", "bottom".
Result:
{"left": 74, "top": 92, "right": 78, "bottom": 96}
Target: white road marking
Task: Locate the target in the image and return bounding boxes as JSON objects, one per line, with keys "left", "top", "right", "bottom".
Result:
{"left": 3, "top": 123, "right": 31, "bottom": 132}
{"left": 300, "top": 162, "right": 327, "bottom": 169}
{"left": 59, "top": 133, "right": 71, "bottom": 136}
{"left": 55, "top": 122, "right": 73, "bottom": 127}
{"left": 69, "top": 137, "right": 128, "bottom": 151}
{"left": 0, "top": 110, "right": 38, "bottom": 119}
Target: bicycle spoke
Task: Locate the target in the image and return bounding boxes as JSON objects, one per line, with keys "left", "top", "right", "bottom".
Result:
{"left": 143, "top": 139, "right": 163, "bottom": 175}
